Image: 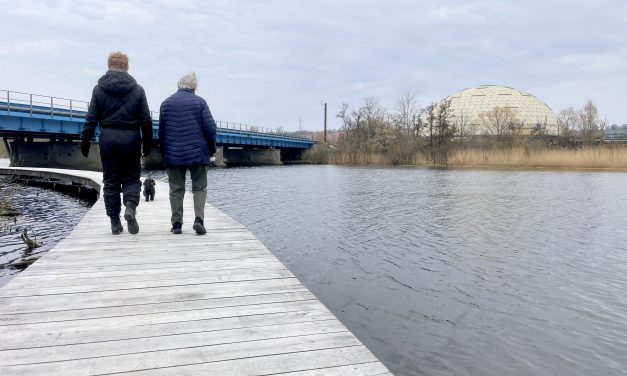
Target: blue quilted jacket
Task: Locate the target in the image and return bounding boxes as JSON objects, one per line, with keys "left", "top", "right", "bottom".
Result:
{"left": 158, "top": 89, "right": 217, "bottom": 167}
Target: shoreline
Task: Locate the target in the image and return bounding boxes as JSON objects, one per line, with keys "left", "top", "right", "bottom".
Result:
{"left": 311, "top": 162, "right": 627, "bottom": 173}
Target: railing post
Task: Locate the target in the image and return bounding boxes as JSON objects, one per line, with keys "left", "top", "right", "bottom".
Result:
{"left": 7, "top": 91, "right": 10, "bottom": 115}
{"left": 29, "top": 94, "right": 33, "bottom": 116}
{"left": 70, "top": 99, "right": 73, "bottom": 119}
{"left": 51, "top": 97, "right": 54, "bottom": 117}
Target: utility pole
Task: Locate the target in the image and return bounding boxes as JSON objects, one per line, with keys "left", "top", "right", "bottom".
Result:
{"left": 321, "top": 101, "right": 327, "bottom": 143}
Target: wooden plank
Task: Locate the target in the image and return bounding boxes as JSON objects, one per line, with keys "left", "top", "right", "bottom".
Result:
{"left": 21, "top": 249, "right": 278, "bottom": 270}
{"left": 95, "top": 347, "right": 382, "bottom": 376}
{"left": 3, "top": 259, "right": 284, "bottom": 283}
{"left": 0, "top": 333, "right": 362, "bottom": 375}
{"left": 0, "top": 279, "right": 307, "bottom": 313}
{"left": 0, "top": 300, "right": 329, "bottom": 335}
{"left": 262, "top": 362, "right": 392, "bottom": 375}
{"left": 0, "top": 269, "right": 295, "bottom": 297}
{"left": 0, "top": 320, "right": 349, "bottom": 365}
{"left": 16, "top": 256, "right": 279, "bottom": 276}
{"left": 0, "top": 291, "right": 316, "bottom": 325}
{"left": 0, "top": 309, "right": 335, "bottom": 351}
{"left": 4, "top": 266, "right": 291, "bottom": 290}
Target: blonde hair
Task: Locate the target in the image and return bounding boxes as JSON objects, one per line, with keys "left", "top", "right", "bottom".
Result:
{"left": 178, "top": 71, "right": 198, "bottom": 90}
{"left": 107, "top": 51, "right": 129, "bottom": 72}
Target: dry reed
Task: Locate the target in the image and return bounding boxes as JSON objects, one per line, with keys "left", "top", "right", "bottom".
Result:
{"left": 448, "top": 147, "right": 627, "bottom": 169}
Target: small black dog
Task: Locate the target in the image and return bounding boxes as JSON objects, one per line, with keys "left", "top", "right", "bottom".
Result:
{"left": 143, "top": 178, "right": 156, "bottom": 202}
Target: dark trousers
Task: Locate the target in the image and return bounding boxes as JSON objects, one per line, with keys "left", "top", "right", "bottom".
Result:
{"left": 99, "top": 128, "right": 142, "bottom": 217}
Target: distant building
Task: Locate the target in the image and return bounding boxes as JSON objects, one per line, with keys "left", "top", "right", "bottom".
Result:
{"left": 445, "top": 85, "right": 558, "bottom": 135}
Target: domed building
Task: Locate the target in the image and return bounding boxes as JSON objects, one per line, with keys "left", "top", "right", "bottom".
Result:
{"left": 445, "top": 85, "right": 558, "bottom": 135}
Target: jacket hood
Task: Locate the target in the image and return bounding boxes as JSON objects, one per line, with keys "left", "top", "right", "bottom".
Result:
{"left": 98, "top": 70, "right": 137, "bottom": 96}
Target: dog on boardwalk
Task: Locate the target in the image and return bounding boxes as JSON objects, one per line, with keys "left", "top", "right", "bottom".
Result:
{"left": 143, "top": 178, "right": 156, "bottom": 202}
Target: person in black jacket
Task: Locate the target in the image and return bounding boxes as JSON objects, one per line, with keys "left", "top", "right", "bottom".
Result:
{"left": 81, "top": 51, "right": 152, "bottom": 235}
{"left": 159, "top": 72, "right": 216, "bottom": 235}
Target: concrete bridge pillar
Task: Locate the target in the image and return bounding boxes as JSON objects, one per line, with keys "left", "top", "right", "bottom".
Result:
{"left": 222, "top": 147, "right": 281, "bottom": 166}
{"left": 143, "top": 146, "right": 226, "bottom": 169}
{"left": 8, "top": 140, "right": 102, "bottom": 171}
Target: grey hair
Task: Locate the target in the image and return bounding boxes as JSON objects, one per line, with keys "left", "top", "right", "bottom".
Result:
{"left": 178, "top": 72, "right": 198, "bottom": 90}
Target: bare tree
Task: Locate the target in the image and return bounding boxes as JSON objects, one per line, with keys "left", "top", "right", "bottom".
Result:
{"left": 576, "top": 100, "right": 600, "bottom": 144}
{"left": 423, "top": 103, "right": 436, "bottom": 147}
{"left": 359, "top": 97, "right": 386, "bottom": 139}
{"left": 454, "top": 111, "right": 473, "bottom": 138}
{"left": 478, "top": 106, "right": 519, "bottom": 136}
{"left": 392, "top": 92, "right": 420, "bottom": 137}
{"left": 419, "top": 100, "right": 455, "bottom": 163}
{"left": 599, "top": 116, "right": 608, "bottom": 141}
{"left": 435, "top": 99, "right": 455, "bottom": 147}
{"left": 557, "top": 107, "right": 576, "bottom": 140}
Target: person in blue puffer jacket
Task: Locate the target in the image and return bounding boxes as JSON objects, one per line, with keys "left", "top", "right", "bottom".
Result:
{"left": 159, "top": 72, "right": 217, "bottom": 235}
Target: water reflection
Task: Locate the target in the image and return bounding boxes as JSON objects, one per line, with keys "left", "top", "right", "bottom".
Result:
{"left": 199, "top": 165, "right": 627, "bottom": 376}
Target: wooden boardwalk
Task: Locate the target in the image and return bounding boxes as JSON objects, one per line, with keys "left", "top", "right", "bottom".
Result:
{"left": 0, "top": 167, "right": 391, "bottom": 375}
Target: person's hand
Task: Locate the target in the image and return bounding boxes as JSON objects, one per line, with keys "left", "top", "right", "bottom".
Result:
{"left": 209, "top": 156, "right": 216, "bottom": 166}
{"left": 81, "top": 139, "right": 90, "bottom": 158}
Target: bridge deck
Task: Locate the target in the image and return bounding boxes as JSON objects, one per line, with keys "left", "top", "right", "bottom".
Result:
{"left": 0, "top": 168, "right": 390, "bottom": 375}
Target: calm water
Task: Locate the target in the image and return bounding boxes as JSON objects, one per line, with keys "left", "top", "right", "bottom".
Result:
{"left": 0, "top": 176, "right": 92, "bottom": 286}
{"left": 200, "top": 165, "right": 627, "bottom": 376}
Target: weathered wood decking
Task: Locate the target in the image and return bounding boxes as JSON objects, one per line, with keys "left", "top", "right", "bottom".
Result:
{"left": 0, "top": 167, "right": 391, "bottom": 375}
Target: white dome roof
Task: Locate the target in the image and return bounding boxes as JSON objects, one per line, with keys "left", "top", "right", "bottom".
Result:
{"left": 445, "top": 85, "right": 558, "bottom": 135}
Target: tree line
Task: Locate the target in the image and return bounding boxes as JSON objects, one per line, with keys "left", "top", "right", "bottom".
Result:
{"left": 316, "top": 93, "right": 610, "bottom": 165}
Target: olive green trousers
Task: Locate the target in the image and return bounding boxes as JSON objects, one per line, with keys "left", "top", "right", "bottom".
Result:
{"left": 166, "top": 165, "right": 207, "bottom": 225}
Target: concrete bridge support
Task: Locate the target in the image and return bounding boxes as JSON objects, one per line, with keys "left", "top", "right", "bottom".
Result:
{"left": 222, "top": 147, "right": 281, "bottom": 166}
{"left": 143, "top": 146, "right": 226, "bottom": 169}
{"left": 8, "top": 139, "right": 102, "bottom": 171}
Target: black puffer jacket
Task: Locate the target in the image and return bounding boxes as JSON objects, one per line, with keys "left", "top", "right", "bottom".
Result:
{"left": 81, "top": 71, "right": 152, "bottom": 152}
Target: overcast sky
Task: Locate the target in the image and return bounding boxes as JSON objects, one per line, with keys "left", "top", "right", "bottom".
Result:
{"left": 1, "top": 0, "right": 626, "bottom": 131}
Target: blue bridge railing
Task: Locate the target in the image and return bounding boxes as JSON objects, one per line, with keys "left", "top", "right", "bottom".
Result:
{"left": 0, "top": 90, "right": 315, "bottom": 149}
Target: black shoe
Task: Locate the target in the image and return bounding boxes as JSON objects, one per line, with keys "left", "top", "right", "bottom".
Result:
{"left": 145, "top": 197, "right": 149, "bottom": 202}
{"left": 193, "top": 217, "right": 206, "bottom": 235}
{"left": 171, "top": 222, "right": 182, "bottom": 234}
{"left": 110, "top": 216, "right": 124, "bottom": 235}
{"left": 124, "top": 206, "right": 139, "bottom": 235}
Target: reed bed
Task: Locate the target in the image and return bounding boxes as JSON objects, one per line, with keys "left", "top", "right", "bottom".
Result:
{"left": 329, "top": 150, "right": 430, "bottom": 165}
{"left": 447, "top": 147, "right": 627, "bottom": 169}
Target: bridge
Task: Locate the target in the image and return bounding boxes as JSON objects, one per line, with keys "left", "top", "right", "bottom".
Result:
{"left": 0, "top": 90, "right": 316, "bottom": 169}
